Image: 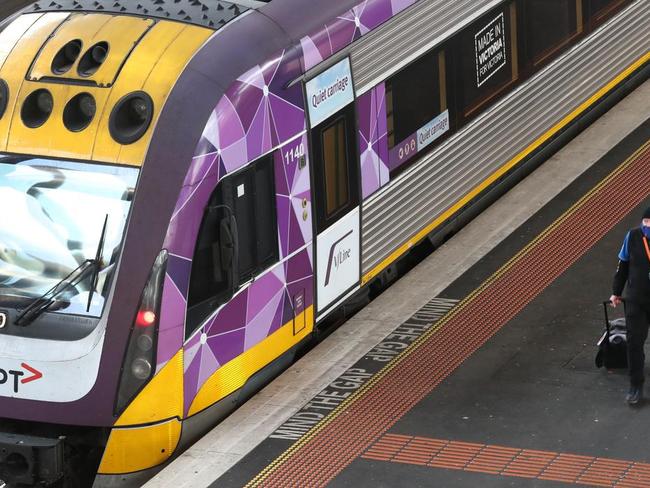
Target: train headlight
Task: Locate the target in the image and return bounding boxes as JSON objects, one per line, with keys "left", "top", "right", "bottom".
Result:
{"left": 78, "top": 41, "right": 109, "bottom": 77}
{"left": 109, "top": 91, "right": 154, "bottom": 145}
{"left": 131, "top": 358, "right": 152, "bottom": 380}
{"left": 21, "top": 89, "right": 53, "bottom": 128}
{"left": 136, "top": 334, "right": 154, "bottom": 352}
{"left": 51, "top": 39, "right": 82, "bottom": 75}
{"left": 63, "top": 93, "right": 96, "bottom": 132}
{"left": 115, "top": 249, "right": 167, "bottom": 415}
{"left": 0, "top": 80, "right": 8, "bottom": 119}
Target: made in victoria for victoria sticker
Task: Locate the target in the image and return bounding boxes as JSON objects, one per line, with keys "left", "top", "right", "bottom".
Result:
{"left": 475, "top": 13, "right": 507, "bottom": 88}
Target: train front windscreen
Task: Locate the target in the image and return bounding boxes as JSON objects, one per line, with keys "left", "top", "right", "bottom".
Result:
{"left": 0, "top": 155, "right": 138, "bottom": 321}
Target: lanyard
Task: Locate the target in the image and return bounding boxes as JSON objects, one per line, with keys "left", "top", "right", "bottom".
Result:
{"left": 643, "top": 236, "right": 650, "bottom": 263}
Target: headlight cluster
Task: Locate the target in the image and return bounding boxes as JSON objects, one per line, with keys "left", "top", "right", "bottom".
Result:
{"left": 115, "top": 249, "right": 168, "bottom": 415}
{"left": 1, "top": 38, "right": 155, "bottom": 144}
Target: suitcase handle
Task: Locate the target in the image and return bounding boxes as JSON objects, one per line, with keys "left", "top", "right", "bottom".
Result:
{"left": 602, "top": 301, "right": 611, "bottom": 343}
{"left": 602, "top": 299, "right": 625, "bottom": 346}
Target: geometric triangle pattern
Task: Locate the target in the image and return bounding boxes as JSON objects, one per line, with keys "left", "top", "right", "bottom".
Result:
{"left": 358, "top": 83, "right": 390, "bottom": 199}
{"left": 274, "top": 134, "right": 313, "bottom": 259}
{"left": 153, "top": 49, "right": 313, "bottom": 414}
{"left": 181, "top": 250, "right": 312, "bottom": 415}
{"left": 155, "top": 0, "right": 422, "bottom": 416}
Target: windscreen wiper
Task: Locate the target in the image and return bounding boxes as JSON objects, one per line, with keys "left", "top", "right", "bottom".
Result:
{"left": 15, "top": 214, "right": 109, "bottom": 327}
{"left": 15, "top": 260, "right": 96, "bottom": 326}
{"left": 86, "top": 214, "right": 108, "bottom": 312}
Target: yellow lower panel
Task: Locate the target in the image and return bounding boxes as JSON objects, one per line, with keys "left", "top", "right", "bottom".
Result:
{"left": 98, "top": 418, "right": 181, "bottom": 474}
{"left": 188, "top": 306, "right": 314, "bottom": 416}
{"left": 115, "top": 350, "right": 184, "bottom": 427}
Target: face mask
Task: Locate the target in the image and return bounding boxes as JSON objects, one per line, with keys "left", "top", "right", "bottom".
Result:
{"left": 642, "top": 223, "right": 650, "bottom": 238}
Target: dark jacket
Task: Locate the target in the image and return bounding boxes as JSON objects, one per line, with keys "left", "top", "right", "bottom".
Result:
{"left": 613, "top": 228, "right": 650, "bottom": 305}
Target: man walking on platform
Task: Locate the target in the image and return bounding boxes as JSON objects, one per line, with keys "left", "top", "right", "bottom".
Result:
{"left": 610, "top": 207, "right": 650, "bottom": 405}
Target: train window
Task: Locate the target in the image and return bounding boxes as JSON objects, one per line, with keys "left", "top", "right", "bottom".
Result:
{"left": 520, "top": 0, "right": 583, "bottom": 68}
{"left": 386, "top": 50, "right": 444, "bottom": 148}
{"left": 385, "top": 49, "right": 449, "bottom": 173}
{"left": 186, "top": 155, "right": 278, "bottom": 336}
{"left": 584, "top": 0, "right": 631, "bottom": 26}
{"left": 322, "top": 118, "right": 350, "bottom": 217}
{"left": 457, "top": 2, "right": 519, "bottom": 120}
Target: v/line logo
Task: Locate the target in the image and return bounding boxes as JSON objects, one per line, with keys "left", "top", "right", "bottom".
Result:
{"left": 324, "top": 230, "right": 353, "bottom": 287}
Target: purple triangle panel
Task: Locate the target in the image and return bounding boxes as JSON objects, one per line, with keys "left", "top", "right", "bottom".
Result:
{"left": 194, "top": 137, "right": 218, "bottom": 161}
{"left": 268, "top": 93, "right": 306, "bottom": 145}
{"left": 300, "top": 36, "right": 325, "bottom": 72}
{"left": 165, "top": 173, "right": 216, "bottom": 258}
{"left": 268, "top": 295, "right": 290, "bottom": 336}
{"left": 391, "top": 0, "right": 417, "bottom": 15}
{"left": 208, "top": 289, "right": 248, "bottom": 336}
{"left": 245, "top": 97, "right": 272, "bottom": 159}
{"left": 358, "top": 0, "right": 394, "bottom": 33}
{"left": 244, "top": 290, "right": 284, "bottom": 350}
{"left": 262, "top": 55, "right": 282, "bottom": 88}
{"left": 276, "top": 196, "right": 292, "bottom": 257}
{"left": 215, "top": 95, "right": 246, "bottom": 149}
{"left": 227, "top": 79, "right": 264, "bottom": 132}
{"left": 287, "top": 211, "right": 306, "bottom": 253}
{"left": 183, "top": 344, "right": 202, "bottom": 415}
{"left": 167, "top": 255, "right": 191, "bottom": 298}
{"left": 209, "top": 328, "right": 246, "bottom": 366}
{"left": 327, "top": 15, "right": 359, "bottom": 55}
{"left": 246, "top": 267, "right": 284, "bottom": 322}
{"left": 268, "top": 56, "right": 305, "bottom": 110}
{"left": 358, "top": 89, "right": 374, "bottom": 140}
{"left": 303, "top": 28, "right": 334, "bottom": 71}
{"left": 156, "top": 274, "right": 186, "bottom": 367}
{"left": 274, "top": 150, "right": 291, "bottom": 196}
{"left": 285, "top": 248, "right": 313, "bottom": 285}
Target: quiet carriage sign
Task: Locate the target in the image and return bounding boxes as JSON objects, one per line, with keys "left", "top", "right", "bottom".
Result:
{"left": 305, "top": 58, "right": 354, "bottom": 127}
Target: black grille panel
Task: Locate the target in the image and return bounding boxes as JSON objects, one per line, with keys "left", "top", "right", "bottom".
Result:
{"left": 26, "top": 0, "right": 248, "bottom": 29}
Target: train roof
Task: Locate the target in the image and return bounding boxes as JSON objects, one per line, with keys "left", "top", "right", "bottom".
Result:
{"left": 25, "top": 0, "right": 257, "bottom": 29}
{"left": 24, "top": 0, "right": 363, "bottom": 37}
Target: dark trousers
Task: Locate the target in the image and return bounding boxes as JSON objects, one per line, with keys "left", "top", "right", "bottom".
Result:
{"left": 625, "top": 301, "right": 650, "bottom": 387}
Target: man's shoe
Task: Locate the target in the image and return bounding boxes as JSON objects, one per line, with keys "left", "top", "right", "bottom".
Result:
{"left": 626, "top": 385, "right": 643, "bottom": 405}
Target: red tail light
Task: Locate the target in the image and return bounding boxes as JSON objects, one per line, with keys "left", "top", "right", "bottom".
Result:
{"left": 136, "top": 310, "right": 156, "bottom": 327}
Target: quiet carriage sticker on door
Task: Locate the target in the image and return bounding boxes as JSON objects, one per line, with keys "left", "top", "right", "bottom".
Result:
{"left": 306, "top": 58, "right": 355, "bottom": 128}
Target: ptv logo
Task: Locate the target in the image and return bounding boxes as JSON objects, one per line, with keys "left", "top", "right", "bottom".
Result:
{"left": 0, "top": 363, "right": 43, "bottom": 393}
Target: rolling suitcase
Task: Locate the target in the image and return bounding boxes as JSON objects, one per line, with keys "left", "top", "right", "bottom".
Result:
{"left": 595, "top": 300, "right": 628, "bottom": 369}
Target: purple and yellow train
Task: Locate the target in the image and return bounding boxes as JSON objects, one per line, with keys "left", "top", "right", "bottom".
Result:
{"left": 0, "top": 0, "right": 646, "bottom": 486}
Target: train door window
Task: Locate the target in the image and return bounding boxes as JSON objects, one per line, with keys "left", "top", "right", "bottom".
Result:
{"left": 584, "top": 0, "right": 631, "bottom": 27}
{"left": 386, "top": 49, "right": 448, "bottom": 173}
{"left": 312, "top": 103, "right": 359, "bottom": 232}
{"left": 186, "top": 155, "right": 278, "bottom": 336}
{"left": 520, "top": 0, "right": 583, "bottom": 68}
{"left": 323, "top": 118, "right": 349, "bottom": 216}
{"left": 457, "top": 2, "right": 519, "bottom": 121}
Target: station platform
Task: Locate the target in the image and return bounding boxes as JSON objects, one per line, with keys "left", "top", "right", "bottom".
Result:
{"left": 147, "top": 81, "right": 650, "bottom": 488}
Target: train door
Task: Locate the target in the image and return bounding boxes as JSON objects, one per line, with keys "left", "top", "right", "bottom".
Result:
{"left": 305, "top": 58, "right": 361, "bottom": 317}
